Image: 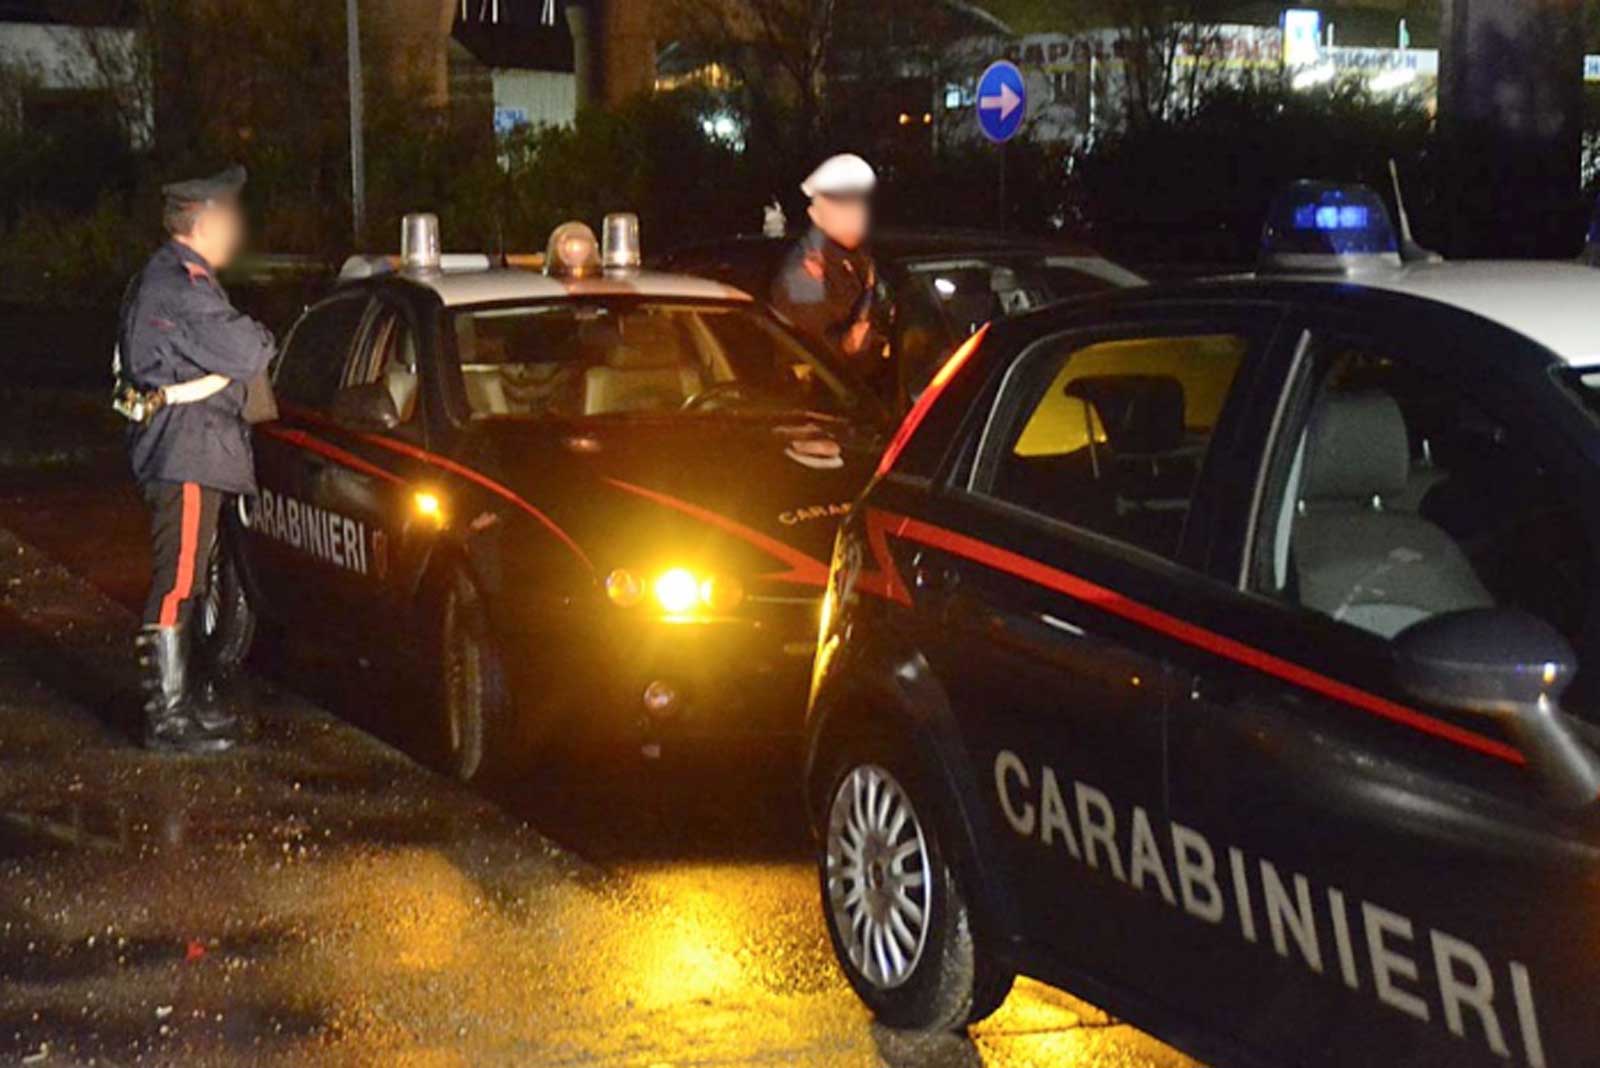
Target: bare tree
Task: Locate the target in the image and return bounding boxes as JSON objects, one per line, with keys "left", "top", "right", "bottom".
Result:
{"left": 1103, "top": 0, "right": 1235, "bottom": 127}
{"left": 665, "top": 0, "right": 840, "bottom": 158}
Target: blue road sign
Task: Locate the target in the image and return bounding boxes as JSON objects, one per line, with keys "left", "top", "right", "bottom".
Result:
{"left": 975, "top": 60, "right": 1027, "bottom": 143}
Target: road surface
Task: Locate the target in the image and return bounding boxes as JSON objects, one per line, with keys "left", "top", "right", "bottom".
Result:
{"left": 0, "top": 447, "right": 1195, "bottom": 1068}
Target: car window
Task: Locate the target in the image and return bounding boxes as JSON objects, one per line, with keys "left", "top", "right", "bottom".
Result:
{"left": 894, "top": 274, "right": 957, "bottom": 400}
{"left": 273, "top": 295, "right": 369, "bottom": 412}
{"left": 972, "top": 328, "right": 1249, "bottom": 561}
{"left": 451, "top": 300, "right": 859, "bottom": 419}
{"left": 1249, "top": 335, "right": 1594, "bottom": 644}
{"left": 340, "top": 306, "right": 420, "bottom": 424}
{"left": 912, "top": 256, "right": 1121, "bottom": 329}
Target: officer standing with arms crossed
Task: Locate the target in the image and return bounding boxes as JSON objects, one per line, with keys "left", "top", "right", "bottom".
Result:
{"left": 771, "top": 154, "right": 885, "bottom": 375}
{"left": 119, "top": 165, "right": 275, "bottom": 753}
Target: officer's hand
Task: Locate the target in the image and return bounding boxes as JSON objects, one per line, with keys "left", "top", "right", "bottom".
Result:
{"left": 843, "top": 319, "right": 873, "bottom": 356}
{"left": 141, "top": 387, "right": 167, "bottom": 421}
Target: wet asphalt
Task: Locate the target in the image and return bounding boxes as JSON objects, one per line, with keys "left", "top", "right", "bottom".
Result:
{"left": 0, "top": 463, "right": 1196, "bottom": 1068}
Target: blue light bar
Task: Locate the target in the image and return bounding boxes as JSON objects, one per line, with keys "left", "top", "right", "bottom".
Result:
{"left": 1261, "top": 181, "right": 1399, "bottom": 267}
{"left": 1294, "top": 204, "right": 1371, "bottom": 232}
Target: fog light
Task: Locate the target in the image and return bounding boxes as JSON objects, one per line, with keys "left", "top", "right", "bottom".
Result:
{"left": 654, "top": 568, "right": 700, "bottom": 614}
{"left": 605, "top": 568, "right": 645, "bottom": 607}
{"left": 642, "top": 679, "right": 679, "bottom": 717}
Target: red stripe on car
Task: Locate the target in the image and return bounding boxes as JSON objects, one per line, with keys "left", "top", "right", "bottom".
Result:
{"left": 258, "top": 424, "right": 405, "bottom": 486}
{"left": 866, "top": 508, "right": 1526, "bottom": 768}
{"left": 267, "top": 408, "right": 594, "bottom": 572}
{"left": 604, "top": 478, "right": 829, "bottom": 588}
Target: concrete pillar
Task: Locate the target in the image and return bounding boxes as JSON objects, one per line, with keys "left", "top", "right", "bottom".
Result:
{"left": 566, "top": 0, "right": 656, "bottom": 111}
{"left": 566, "top": 0, "right": 598, "bottom": 110}
{"left": 363, "top": 0, "right": 459, "bottom": 109}
{"left": 1438, "top": 0, "right": 1585, "bottom": 256}
{"left": 600, "top": 0, "right": 656, "bottom": 105}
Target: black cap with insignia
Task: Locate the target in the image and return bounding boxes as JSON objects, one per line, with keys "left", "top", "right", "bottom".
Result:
{"left": 161, "top": 164, "right": 247, "bottom": 205}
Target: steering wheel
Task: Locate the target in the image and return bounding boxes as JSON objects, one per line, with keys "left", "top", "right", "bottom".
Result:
{"left": 681, "top": 381, "right": 751, "bottom": 412}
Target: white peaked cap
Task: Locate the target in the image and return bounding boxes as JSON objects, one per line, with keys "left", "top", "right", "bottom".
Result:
{"left": 800, "top": 153, "right": 877, "bottom": 198}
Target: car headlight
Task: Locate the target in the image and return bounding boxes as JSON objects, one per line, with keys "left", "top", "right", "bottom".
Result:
{"left": 606, "top": 566, "right": 745, "bottom": 615}
{"left": 654, "top": 568, "right": 701, "bottom": 614}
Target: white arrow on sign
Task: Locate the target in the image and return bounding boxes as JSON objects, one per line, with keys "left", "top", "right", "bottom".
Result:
{"left": 979, "top": 82, "right": 1021, "bottom": 121}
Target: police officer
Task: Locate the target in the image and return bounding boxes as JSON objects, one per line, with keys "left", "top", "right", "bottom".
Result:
{"left": 120, "top": 165, "right": 276, "bottom": 753}
{"left": 771, "top": 154, "right": 884, "bottom": 370}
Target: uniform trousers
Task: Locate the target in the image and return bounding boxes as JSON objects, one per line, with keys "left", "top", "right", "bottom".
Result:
{"left": 141, "top": 480, "right": 222, "bottom": 629}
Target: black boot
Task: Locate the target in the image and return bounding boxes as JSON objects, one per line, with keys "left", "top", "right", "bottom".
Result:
{"left": 192, "top": 678, "right": 240, "bottom": 734}
{"left": 135, "top": 626, "right": 235, "bottom": 753}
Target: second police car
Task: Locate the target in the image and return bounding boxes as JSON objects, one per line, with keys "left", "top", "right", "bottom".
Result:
{"left": 805, "top": 183, "right": 1600, "bottom": 1066}
{"left": 205, "top": 213, "right": 886, "bottom": 780}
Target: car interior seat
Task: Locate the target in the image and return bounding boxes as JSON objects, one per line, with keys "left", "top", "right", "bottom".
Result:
{"left": 1291, "top": 391, "right": 1493, "bottom": 637}
{"left": 458, "top": 320, "right": 510, "bottom": 416}
{"left": 582, "top": 316, "right": 704, "bottom": 415}
{"left": 1063, "top": 373, "right": 1199, "bottom": 554}
{"left": 385, "top": 330, "right": 421, "bottom": 422}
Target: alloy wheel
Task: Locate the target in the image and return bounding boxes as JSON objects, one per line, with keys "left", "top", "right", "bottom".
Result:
{"left": 825, "top": 763, "right": 933, "bottom": 990}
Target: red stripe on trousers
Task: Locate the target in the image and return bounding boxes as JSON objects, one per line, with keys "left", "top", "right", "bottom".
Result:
{"left": 158, "top": 482, "right": 201, "bottom": 627}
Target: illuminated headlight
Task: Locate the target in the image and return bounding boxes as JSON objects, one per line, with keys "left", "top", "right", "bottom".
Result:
{"left": 654, "top": 568, "right": 701, "bottom": 614}
{"left": 607, "top": 566, "right": 746, "bottom": 615}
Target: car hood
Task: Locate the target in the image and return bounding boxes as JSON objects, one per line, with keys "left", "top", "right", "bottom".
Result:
{"left": 470, "top": 413, "right": 881, "bottom": 592}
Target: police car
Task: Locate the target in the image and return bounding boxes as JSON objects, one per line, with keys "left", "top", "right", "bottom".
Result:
{"left": 205, "top": 213, "right": 886, "bottom": 780}
{"left": 804, "top": 182, "right": 1600, "bottom": 1067}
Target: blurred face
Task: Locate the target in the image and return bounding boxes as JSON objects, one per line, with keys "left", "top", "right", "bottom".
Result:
{"left": 192, "top": 199, "right": 247, "bottom": 268}
{"left": 808, "top": 193, "right": 871, "bottom": 250}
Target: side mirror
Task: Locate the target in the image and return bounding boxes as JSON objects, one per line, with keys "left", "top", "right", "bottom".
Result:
{"left": 331, "top": 381, "right": 399, "bottom": 431}
{"left": 1396, "top": 608, "right": 1600, "bottom": 807}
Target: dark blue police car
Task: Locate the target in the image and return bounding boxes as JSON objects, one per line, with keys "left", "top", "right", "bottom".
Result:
{"left": 804, "top": 183, "right": 1600, "bottom": 1067}
{"left": 202, "top": 215, "right": 886, "bottom": 780}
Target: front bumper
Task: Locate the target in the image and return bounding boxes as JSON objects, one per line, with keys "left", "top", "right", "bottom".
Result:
{"left": 505, "top": 595, "right": 824, "bottom": 744}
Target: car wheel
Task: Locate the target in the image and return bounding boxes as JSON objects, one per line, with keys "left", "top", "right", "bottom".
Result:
{"left": 819, "top": 742, "right": 1014, "bottom": 1031}
{"left": 432, "top": 567, "right": 510, "bottom": 783}
{"left": 195, "top": 523, "right": 256, "bottom": 674}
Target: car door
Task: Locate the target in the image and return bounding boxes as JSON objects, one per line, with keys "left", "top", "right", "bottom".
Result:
{"left": 902, "top": 302, "right": 1287, "bottom": 992}
{"left": 247, "top": 290, "right": 372, "bottom": 630}
{"left": 307, "top": 291, "right": 440, "bottom": 631}
{"left": 1164, "top": 307, "right": 1600, "bottom": 1068}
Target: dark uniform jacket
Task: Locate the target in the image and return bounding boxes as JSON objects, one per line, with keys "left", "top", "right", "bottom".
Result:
{"left": 770, "top": 226, "right": 880, "bottom": 360}
{"left": 120, "top": 241, "right": 276, "bottom": 494}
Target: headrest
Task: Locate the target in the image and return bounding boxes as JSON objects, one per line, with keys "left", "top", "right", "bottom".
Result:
{"left": 1302, "top": 391, "right": 1409, "bottom": 501}
{"left": 1064, "top": 374, "right": 1186, "bottom": 456}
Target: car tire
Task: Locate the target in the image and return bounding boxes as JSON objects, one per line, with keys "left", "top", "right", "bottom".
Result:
{"left": 195, "top": 521, "right": 256, "bottom": 675}
{"left": 429, "top": 565, "right": 511, "bottom": 783}
{"left": 818, "top": 740, "right": 1014, "bottom": 1031}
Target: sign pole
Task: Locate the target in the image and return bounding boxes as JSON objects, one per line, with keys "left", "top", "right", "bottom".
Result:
{"left": 998, "top": 141, "right": 1008, "bottom": 231}
{"left": 975, "top": 59, "right": 1026, "bottom": 232}
{"left": 346, "top": 0, "right": 367, "bottom": 243}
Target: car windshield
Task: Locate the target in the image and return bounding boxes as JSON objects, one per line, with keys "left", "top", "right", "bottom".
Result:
{"left": 452, "top": 300, "right": 859, "bottom": 420}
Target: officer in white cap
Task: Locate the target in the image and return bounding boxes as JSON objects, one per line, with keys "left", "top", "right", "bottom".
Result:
{"left": 771, "top": 153, "right": 884, "bottom": 369}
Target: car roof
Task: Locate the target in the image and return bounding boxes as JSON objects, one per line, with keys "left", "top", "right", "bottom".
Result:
{"left": 1077, "top": 261, "right": 1600, "bottom": 367}
{"left": 376, "top": 267, "right": 753, "bottom": 307}
{"left": 1333, "top": 261, "right": 1600, "bottom": 365}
